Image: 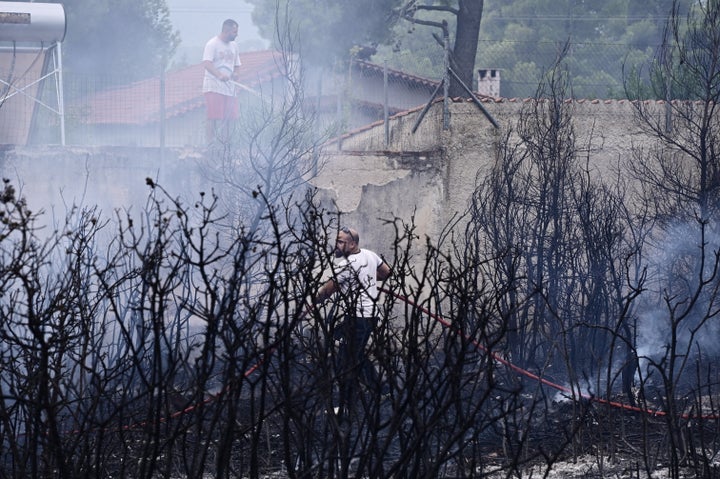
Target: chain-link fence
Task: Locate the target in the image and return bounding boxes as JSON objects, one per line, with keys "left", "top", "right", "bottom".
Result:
{"left": 29, "top": 67, "right": 216, "bottom": 148}
{"left": 1, "top": 40, "right": 651, "bottom": 148}
{"left": 476, "top": 38, "right": 652, "bottom": 99}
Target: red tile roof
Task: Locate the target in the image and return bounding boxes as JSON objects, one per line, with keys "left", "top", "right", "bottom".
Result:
{"left": 353, "top": 60, "right": 439, "bottom": 89}
{"left": 80, "top": 50, "right": 285, "bottom": 125}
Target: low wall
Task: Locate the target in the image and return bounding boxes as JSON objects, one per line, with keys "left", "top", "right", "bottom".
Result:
{"left": 0, "top": 145, "right": 207, "bottom": 225}
{"left": 312, "top": 99, "right": 651, "bottom": 258}
{"left": 0, "top": 100, "right": 653, "bottom": 259}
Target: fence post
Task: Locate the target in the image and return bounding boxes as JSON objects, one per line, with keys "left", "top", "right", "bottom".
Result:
{"left": 442, "top": 21, "right": 450, "bottom": 130}
{"left": 159, "top": 58, "right": 166, "bottom": 152}
{"left": 384, "top": 61, "right": 389, "bottom": 146}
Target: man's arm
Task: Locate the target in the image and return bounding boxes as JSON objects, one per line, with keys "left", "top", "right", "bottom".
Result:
{"left": 232, "top": 53, "right": 242, "bottom": 80}
{"left": 202, "top": 40, "right": 224, "bottom": 80}
{"left": 314, "top": 278, "right": 337, "bottom": 304}
{"left": 203, "top": 60, "right": 231, "bottom": 81}
{"left": 377, "top": 262, "right": 391, "bottom": 281}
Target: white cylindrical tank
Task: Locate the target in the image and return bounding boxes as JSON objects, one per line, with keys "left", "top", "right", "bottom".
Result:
{"left": 0, "top": 2, "right": 66, "bottom": 43}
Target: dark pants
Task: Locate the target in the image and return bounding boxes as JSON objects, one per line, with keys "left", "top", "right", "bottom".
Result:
{"left": 336, "top": 316, "right": 380, "bottom": 408}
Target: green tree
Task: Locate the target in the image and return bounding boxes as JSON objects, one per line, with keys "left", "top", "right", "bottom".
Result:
{"left": 44, "top": 0, "right": 179, "bottom": 81}
{"left": 249, "top": 0, "right": 484, "bottom": 97}
{"left": 383, "top": 0, "right": 693, "bottom": 99}
{"left": 247, "top": 0, "right": 401, "bottom": 68}
{"left": 397, "top": 1, "right": 485, "bottom": 97}
{"left": 249, "top": 0, "right": 700, "bottom": 100}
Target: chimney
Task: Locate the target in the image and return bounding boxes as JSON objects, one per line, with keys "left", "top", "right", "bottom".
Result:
{"left": 477, "top": 69, "right": 500, "bottom": 98}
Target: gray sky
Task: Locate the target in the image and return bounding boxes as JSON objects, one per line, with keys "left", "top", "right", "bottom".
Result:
{"left": 167, "top": 0, "right": 268, "bottom": 63}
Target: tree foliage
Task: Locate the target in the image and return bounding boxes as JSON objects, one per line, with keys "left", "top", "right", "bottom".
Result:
{"left": 398, "top": 1, "right": 485, "bottom": 100}
{"left": 42, "top": 0, "right": 179, "bottom": 81}
{"left": 247, "top": 0, "right": 402, "bottom": 68}
{"left": 248, "top": 0, "right": 483, "bottom": 97}
{"left": 375, "top": 0, "right": 694, "bottom": 98}
{"left": 466, "top": 0, "right": 687, "bottom": 98}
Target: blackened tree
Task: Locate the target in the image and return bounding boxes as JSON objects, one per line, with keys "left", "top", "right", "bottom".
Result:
{"left": 626, "top": 1, "right": 720, "bottom": 477}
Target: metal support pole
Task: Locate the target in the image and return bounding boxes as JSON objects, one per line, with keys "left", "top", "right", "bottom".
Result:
{"left": 448, "top": 67, "right": 499, "bottom": 129}
{"left": 411, "top": 79, "right": 443, "bottom": 134}
{"left": 442, "top": 24, "right": 450, "bottom": 130}
{"left": 160, "top": 61, "right": 166, "bottom": 151}
{"left": 56, "top": 42, "right": 65, "bottom": 145}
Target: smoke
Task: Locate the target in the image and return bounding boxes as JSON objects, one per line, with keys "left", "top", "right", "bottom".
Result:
{"left": 552, "top": 381, "right": 598, "bottom": 404}
{"left": 633, "top": 218, "right": 720, "bottom": 376}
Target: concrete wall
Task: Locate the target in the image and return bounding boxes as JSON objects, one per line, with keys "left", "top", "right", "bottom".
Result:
{"left": 0, "top": 99, "right": 656, "bottom": 261}
{"left": 0, "top": 145, "right": 208, "bottom": 227}
{"left": 312, "top": 99, "right": 655, "bottom": 259}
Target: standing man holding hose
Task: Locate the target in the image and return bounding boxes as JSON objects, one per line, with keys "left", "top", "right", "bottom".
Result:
{"left": 315, "top": 226, "right": 392, "bottom": 415}
{"left": 202, "top": 19, "right": 241, "bottom": 144}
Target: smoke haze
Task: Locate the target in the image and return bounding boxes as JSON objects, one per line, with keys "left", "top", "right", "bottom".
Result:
{"left": 167, "top": 0, "right": 267, "bottom": 62}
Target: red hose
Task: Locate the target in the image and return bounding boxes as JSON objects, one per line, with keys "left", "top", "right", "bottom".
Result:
{"left": 64, "top": 289, "right": 718, "bottom": 436}
{"left": 380, "top": 287, "right": 719, "bottom": 420}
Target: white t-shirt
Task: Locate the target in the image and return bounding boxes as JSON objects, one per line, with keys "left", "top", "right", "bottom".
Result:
{"left": 202, "top": 36, "right": 241, "bottom": 97}
{"left": 334, "top": 248, "right": 384, "bottom": 318}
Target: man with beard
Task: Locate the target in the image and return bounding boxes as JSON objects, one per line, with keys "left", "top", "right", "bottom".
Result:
{"left": 315, "top": 226, "right": 392, "bottom": 414}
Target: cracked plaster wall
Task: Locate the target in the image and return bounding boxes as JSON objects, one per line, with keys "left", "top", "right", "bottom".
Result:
{"left": 312, "top": 99, "right": 658, "bottom": 258}
{"left": 0, "top": 100, "right": 661, "bottom": 259}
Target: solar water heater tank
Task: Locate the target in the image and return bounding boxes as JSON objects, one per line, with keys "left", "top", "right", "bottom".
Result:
{"left": 0, "top": 2, "right": 66, "bottom": 43}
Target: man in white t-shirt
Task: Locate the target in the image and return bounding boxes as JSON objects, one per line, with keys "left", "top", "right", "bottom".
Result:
{"left": 315, "top": 226, "right": 392, "bottom": 412}
{"left": 202, "top": 19, "right": 242, "bottom": 143}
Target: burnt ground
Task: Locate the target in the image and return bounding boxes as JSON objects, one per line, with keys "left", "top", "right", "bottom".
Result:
{"left": 86, "top": 347, "right": 720, "bottom": 478}
{"left": 230, "top": 354, "right": 720, "bottom": 478}
{"left": 236, "top": 385, "right": 720, "bottom": 478}
{"left": 77, "top": 377, "right": 720, "bottom": 478}
{"left": 476, "top": 393, "right": 720, "bottom": 479}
